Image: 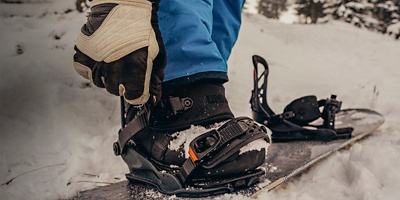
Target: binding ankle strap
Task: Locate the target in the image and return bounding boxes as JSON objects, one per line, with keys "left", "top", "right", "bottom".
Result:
{"left": 114, "top": 102, "right": 151, "bottom": 156}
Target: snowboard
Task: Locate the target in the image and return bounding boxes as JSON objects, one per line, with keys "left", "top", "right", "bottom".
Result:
{"left": 72, "top": 108, "right": 384, "bottom": 200}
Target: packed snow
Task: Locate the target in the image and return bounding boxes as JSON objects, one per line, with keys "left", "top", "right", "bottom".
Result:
{"left": 239, "top": 139, "right": 268, "bottom": 155}
{"left": 1, "top": 1, "right": 400, "bottom": 200}
{"left": 167, "top": 123, "right": 223, "bottom": 159}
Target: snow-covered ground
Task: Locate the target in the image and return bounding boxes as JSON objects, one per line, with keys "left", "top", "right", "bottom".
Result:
{"left": 1, "top": 1, "right": 400, "bottom": 200}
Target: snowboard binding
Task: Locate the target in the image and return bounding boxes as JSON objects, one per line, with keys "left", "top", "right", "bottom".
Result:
{"left": 114, "top": 82, "right": 270, "bottom": 197}
{"left": 250, "top": 55, "right": 353, "bottom": 142}
{"left": 119, "top": 115, "right": 266, "bottom": 196}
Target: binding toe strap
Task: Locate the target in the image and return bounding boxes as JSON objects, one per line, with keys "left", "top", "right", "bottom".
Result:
{"left": 177, "top": 117, "right": 269, "bottom": 184}
{"left": 282, "top": 95, "right": 342, "bottom": 129}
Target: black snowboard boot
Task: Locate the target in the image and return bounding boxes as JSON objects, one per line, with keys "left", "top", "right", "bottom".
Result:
{"left": 114, "top": 81, "right": 270, "bottom": 196}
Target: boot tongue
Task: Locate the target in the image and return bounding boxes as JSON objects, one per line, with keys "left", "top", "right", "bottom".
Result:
{"left": 151, "top": 82, "right": 234, "bottom": 131}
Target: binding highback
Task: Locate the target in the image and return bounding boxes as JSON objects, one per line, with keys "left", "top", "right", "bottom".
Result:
{"left": 251, "top": 55, "right": 275, "bottom": 123}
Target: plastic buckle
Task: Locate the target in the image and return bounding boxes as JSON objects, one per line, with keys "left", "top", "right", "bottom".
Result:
{"left": 188, "top": 129, "right": 221, "bottom": 163}
{"left": 326, "top": 95, "right": 342, "bottom": 112}
{"left": 322, "top": 95, "right": 342, "bottom": 129}
{"left": 169, "top": 97, "right": 193, "bottom": 115}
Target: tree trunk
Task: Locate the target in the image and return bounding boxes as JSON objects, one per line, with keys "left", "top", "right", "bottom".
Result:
{"left": 310, "top": 2, "right": 318, "bottom": 24}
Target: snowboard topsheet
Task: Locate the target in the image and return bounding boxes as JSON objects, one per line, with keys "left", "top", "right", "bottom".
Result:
{"left": 250, "top": 108, "right": 384, "bottom": 198}
{"left": 72, "top": 108, "right": 384, "bottom": 200}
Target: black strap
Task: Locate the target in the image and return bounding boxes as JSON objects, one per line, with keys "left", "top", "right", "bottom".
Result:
{"left": 283, "top": 95, "right": 321, "bottom": 126}
{"left": 176, "top": 120, "right": 249, "bottom": 184}
{"left": 268, "top": 111, "right": 295, "bottom": 125}
{"left": 277, "top": 95, "right": 342, "bottom": 130}
{"left": 113, "top": 104, "right": 150, "bottom": 156}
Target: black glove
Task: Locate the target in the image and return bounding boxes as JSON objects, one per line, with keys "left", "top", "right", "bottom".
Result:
{"left": 73, "top": 0, "right": 166, "bottom": 105}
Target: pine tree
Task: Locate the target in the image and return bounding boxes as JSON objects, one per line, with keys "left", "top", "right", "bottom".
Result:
{"left": 258, "top": 0, "right": 288, "bottom": 19}
{"left": 371, "top": 0, "right": 400, "bottom": 32}
{"left": 326, "top": 0, "right": 373, "bottom": 28}
{"left": 295, "top": 0, "right": 328, "bottom": 24}
{"left": 326, "top": 0, "right": 399, "bottom": 38}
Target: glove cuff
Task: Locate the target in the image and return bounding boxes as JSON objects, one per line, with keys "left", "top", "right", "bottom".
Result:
{"left": 90, "top": 0, "right": 151, "bottom": 7}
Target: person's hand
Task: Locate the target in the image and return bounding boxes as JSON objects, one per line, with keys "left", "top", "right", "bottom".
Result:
{"left": 73, "top": 0, "right": 166, "bottom": 105}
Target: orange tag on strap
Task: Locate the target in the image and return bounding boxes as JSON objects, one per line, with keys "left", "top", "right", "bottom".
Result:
{"left": 188, "top": 147, "right": 199, "bottom": 162}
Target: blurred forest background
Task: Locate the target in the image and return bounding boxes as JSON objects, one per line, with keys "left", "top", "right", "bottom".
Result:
{"left": 251, "top": 0, "right": 400, "bottom": 39}
{"left": 1, "top": 0, "right": 399, "bottom": 39}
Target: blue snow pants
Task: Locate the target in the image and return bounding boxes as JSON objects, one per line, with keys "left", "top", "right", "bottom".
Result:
{"left": 158, "top": 0, "right": 246, "bottom": 86}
